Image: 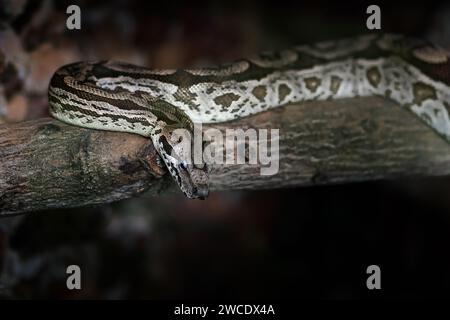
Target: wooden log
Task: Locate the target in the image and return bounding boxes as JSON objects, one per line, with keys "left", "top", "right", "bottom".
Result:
{"left": 1, "top": 96, "right": 450, "bottom": 216}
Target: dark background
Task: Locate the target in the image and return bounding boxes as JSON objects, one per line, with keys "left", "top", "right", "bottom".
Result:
{"left": 1, "top": 0, "right": 450, "bottom": 299}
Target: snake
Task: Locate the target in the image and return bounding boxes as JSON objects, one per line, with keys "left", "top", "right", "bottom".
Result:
{"left": 48, "top": 33, "right": 450, "bottom": 199}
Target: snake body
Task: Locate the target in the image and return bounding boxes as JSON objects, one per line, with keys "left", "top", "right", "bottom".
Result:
{"left": 48, "top": 34, "right": 450, "bottom": 199}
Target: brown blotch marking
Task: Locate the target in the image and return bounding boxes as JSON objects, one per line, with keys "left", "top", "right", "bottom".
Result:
{"left": 213, "top": 93, "right": 240, "bottom": 109}
{"left": 305, "top": 77, "right": 321, "bottom": 93}
{"left": 278, "top": 84, "right": 291, "bottom": 102}
{"left": 251, "top": 85, "right": 267, "bottom": 102}
{"left": 330, "top": 76, "right": 342, "bottom": 94}
{"left": 413, "top": 82, "right": 437, "bottom": 105}
{"left": 173, "top": 88, "right": 200, "bottom": 112}
{"left": 392, "top": 70, "right": 401, "bottom": 78}
{"left": 367, "top": 66, "right": 382, "bottom": 88}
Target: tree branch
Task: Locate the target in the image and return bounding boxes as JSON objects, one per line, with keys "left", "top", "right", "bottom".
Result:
{"left": 1, "top": 96, "right": 450, "bottom": 216}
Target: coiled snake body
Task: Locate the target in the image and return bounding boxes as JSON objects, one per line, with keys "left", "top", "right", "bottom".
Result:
{"left": 48, "top": 34, "right": 450, "bottom": 199}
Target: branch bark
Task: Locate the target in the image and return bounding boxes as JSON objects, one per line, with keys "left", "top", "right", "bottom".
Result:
{"left": 1, "top": 96, "right": 450, "bottom": 216}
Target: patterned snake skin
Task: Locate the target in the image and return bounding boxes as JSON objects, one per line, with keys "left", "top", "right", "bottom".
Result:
{"left": 48, "top": 34, "right": 450, "bottom": 199}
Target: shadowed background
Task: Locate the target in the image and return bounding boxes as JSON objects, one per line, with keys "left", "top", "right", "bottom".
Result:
{"left": 1, "top": 0, "right": 450, "bottom": 299}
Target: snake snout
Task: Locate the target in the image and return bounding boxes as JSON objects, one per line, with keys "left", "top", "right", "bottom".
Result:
{"left": 191, "top": 185, "right": 209, "bottom": 200}
{"left": 197, "top": 188, "right": 209, "bottom": 200}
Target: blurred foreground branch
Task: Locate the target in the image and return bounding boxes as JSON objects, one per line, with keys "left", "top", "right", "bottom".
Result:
{"left": 1, "top": 96, "right": 450, "bottom": 216}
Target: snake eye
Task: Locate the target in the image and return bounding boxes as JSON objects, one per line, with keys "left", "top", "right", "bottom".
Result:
{"left": 179, "top": 161, "right": 188, "bottom": 171}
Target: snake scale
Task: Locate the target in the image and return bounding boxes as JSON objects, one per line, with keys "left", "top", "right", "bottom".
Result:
{"left": 48, "top": 33, "right": 450, "bottom": 199}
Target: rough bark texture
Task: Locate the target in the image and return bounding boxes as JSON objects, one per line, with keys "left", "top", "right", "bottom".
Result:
{"left": 1, "top": 96, "right": 450, "bottom": 216}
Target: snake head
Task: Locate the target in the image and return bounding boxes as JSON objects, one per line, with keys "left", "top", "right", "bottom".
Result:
{"left": 152, "top": 125, "right": 209, "bottom": 199}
